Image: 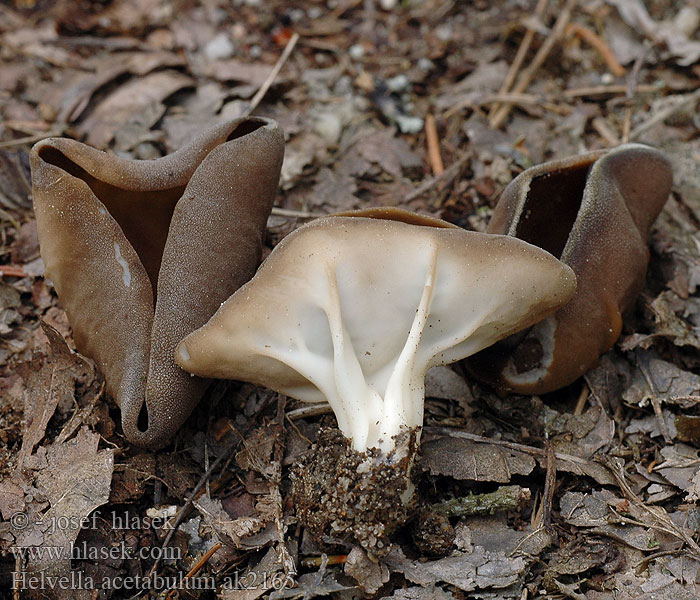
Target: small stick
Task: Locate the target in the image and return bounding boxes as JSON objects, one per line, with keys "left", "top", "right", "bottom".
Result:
{"left": 629, "top": 88, "right": 700, "bottom": 140}
{"left": 0, "top": 265, "right": 27, "bottom": 278}
{"left": 271, "top": 207, "right": 326, "bottom": 219}
{"left": 424, "top": 426, "right": 601, "bottom": 467}
{"left": 244, "top": 32, "right": 300, "bottom": 117}
{"left": 563, "top": 83, "right": 658, "bottom": 98}
{"left": 301, "top": 554, "right": 347, "bottom": 568}
{"left": 489, "top": 0, "right": 549, "bottom": 120}
{"left": 424, "top": 114, "right": 444, "bottom": 177}
{"left": 446, "top": 93, "right": 572, "bottom": 118}
{"left": 540, "top": 440, "right": 557, "bottom": 530}
{"left": 573, "top": 384, "right": 590, "bottom": 416}
{"left": 0, "top": 130, "right": 63, "bottom": 149}
{"left": 286, "top": 403, "right": 334, "bottom": 420}
{"left": 404, "top": 149, "right": 471, "bottom": 203}
{"left": 490, "top": 0, "right": 574, "bottom": 128}
{"left": 591, "top": 117, "right": 621, "bottom": 146}
{"left": 565, "top": 22, "right": 625, "bottom": 77}
{"left": 602, "top": 455, "right": 700, "bottom": 558}
{"left": 164, "top": 543, "right": 223, "bottom": 600}
{"left": 147, "top": 440, "right": 239, "bottom": 578}
{"left": 621, "top": 47, "right": 648, "bottom": 143}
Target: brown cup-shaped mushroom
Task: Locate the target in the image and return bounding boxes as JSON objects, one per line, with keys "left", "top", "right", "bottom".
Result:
{"left": 31, "top": 116, "right": 284, "bottom": 448}
{"left": 465, "top": 143, "right": 672, "bottom": 395}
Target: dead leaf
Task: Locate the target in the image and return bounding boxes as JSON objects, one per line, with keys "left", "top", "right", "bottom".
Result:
{"left": 12, "top": 427, "right": 114, "bottom": 599}
{"left": 352, "top": 128, "right": 422, "bottom": 180}
{"left": 10, "top": 220, "right": 39, "bottom": 264}
{"left": 54, "top": 51, "right": 185, "bottom": 122}
{"left": 77, "top": 70, "right": 193, "bottom": 147}
{"left": 607, "top": 0, "right": 700, "bottom": 66}
{"left": 384, "top": 544, "right": 526, "bottom": 593}
{"left": 421, "top": 436, "right": 536, "bottom": 483}
{"left": 280, "top": 132, "right": 329, "bottom": 189}
{"left": 543, "top": 405, "right": 615, "bottom": 458}
{"left": 306, "top": 167, "right": 359, "bottom": 212}
{"left": 345, "top": 546, "right": 390, "bottom": 595}
{"left": 16, "top": 321, "right": 95, "bottom": 469}
{"left": 380, "top": 586, "right": 456, "bottom": 600}
{"left": 204, "top": 58, "right": 275, "bottom": 87}
{"left": 0, "top": 149, "right": 31, "bottom": 210}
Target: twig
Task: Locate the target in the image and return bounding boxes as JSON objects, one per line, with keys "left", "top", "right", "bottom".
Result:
{"left": 243, "top": 32, "right": 299, "bottom": 117}
{"left": 0, "top": 265, "right": 28, "bottom": 278}
{"left": 592, "top": 117, "right": 621, "bottom": 146}
{"left": 490, "top": 0, "right": 574, "bottom": 128}
{"left": 286, "top": 403, "right": 334, "bottom": 420}
{"left": 601, "top": 455, "right": 700, "bottom": 559}
{"left": 540, "top": 440, "right": 556, "bottom": 531}
{"left": 563, "top": 83, "right": 658, "bottom": 98}
{"left": 573, "top": 384, "right": 590, "bottom": 416}
{"left": 629, "top": 88, "right": 700, "bottom": 140}
{"left": 445, "top": 92, "right": 571, "bottom": 119}
{"left": 301, "top": 554, "right": 347, "bottom": 568}
{"left": 636, "top": 352, "right": 673, "bottom": 444}
{"left": 404, "top": 149, "right": 471, "bottom": 203}
{"left": 146, "top": 439, "right": 239, "bottom": 579}
{"left": 164, "top": 543, "right": 222, "bottom": 600}
{"left": 424, "top": 114, "right": 444, "bottom": 176}
{"left": 565, "top": 22, "right": 625, "bottom": 77}
{"left": 622, "top": 46, "right": 649, "bottom": 143}
{"left": 0, "top": 130, "right": 63, "bottom": 149}
{"left": 270, "top": 207, "right": 326, "bottom": 219}
{"left": 489, "top": 0, "right": 549, "bottom": 120}
{"left": 424, "top": 426, "right": 600, "bottom": 467}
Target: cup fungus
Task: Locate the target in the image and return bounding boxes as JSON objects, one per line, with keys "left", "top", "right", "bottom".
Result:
{"left": 465, "top": 143, "right": 672, "bottom": 395}
{"left": 176, "top": 208, "right": 576, "bottom": 551}
{"left": 31, "top": 116, "right": 284, "bottom": 449}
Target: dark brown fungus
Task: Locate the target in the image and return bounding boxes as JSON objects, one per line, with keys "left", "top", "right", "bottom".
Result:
{"left": 465, "top": 143, "right": 672, "bottom": 395}
{"left": 31, "top": 116, "right": 284, "bottom": 448}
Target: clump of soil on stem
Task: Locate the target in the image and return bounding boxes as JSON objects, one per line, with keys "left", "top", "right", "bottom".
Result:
{"left": 291, "top": 427, "right": 420, "bottom": 557}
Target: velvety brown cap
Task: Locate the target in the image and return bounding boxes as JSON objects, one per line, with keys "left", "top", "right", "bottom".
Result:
{"left": 31, "top": 116, "right": 284, "bottom": 448}
{"left": 465, "top": 143, "right": 672, "bottom": 395}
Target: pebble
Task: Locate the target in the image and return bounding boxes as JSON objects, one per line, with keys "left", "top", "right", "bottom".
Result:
{"left": 395, "top": 114, "right": 424, "bottom": 134}
{"left": 313, "top": 111, "right": 343, "bottom": 145}
{"left": 205, "top": 33, "right": 235, "bottom": 60}
{"left": 386, "top": 74, "right": 410, "bottom": 92}
{"left": 349, "top": 44, "right": 365, "bottom": 59}
{"left": 418, "top": 57, "right": 435, "bottom": 72}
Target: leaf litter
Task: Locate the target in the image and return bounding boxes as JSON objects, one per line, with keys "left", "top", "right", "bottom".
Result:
{"left": 2, "top": 0, "right": 700, "bottom": 598}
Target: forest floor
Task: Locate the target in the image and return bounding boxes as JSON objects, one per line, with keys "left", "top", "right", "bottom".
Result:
{"left": 1, "top": 0, "right": 700, "bottom": 598}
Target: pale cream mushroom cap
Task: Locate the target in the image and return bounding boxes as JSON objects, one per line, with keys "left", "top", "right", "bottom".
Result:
{"left": 177, "top": 212, "right": 576, "bottom": 452}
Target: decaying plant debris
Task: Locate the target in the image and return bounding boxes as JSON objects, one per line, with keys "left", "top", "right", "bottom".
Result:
{"left": 1, "top": 1, "right": 700, "bottom": 599}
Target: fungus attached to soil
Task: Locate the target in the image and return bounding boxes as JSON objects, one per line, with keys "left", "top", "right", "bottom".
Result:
{"left": 465, "top": 143, "right": 672, "bottom": 395}
{"left": 31, "top": 116, "right": 284, "bottom": 449}
{"left": 176, "top": 208, "right": 576, "bottom": 550}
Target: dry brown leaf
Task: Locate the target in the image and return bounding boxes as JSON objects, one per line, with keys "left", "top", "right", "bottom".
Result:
{"left": 204, "top": 58, "right": 275, "bottom": 87}
{"left": 345, "top": 546, "right": 390, "bottom": 595}
{"left": 10, "top": 427, "right": 114, "bottom": 599}
{"left": 16, "top": 321, "right": 95, "bottom": 469}
{"left": 421, "top": 436, "right": 536, "bottom": 483}
{"left": 55, "top": 51, "right": 185, "bottom": 122}
{"left": 77, "top": 70, "right": 193, "bottom": 148}
{"left": 353, "top": 128, "right": 422, "bottom": 180}
{"left": 384, "top": 544, "right": 526, "bottom": 593}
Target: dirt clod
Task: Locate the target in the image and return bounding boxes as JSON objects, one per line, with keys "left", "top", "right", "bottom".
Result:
{"left": 291, "top": 427, "right": 419, "bottom": 557}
